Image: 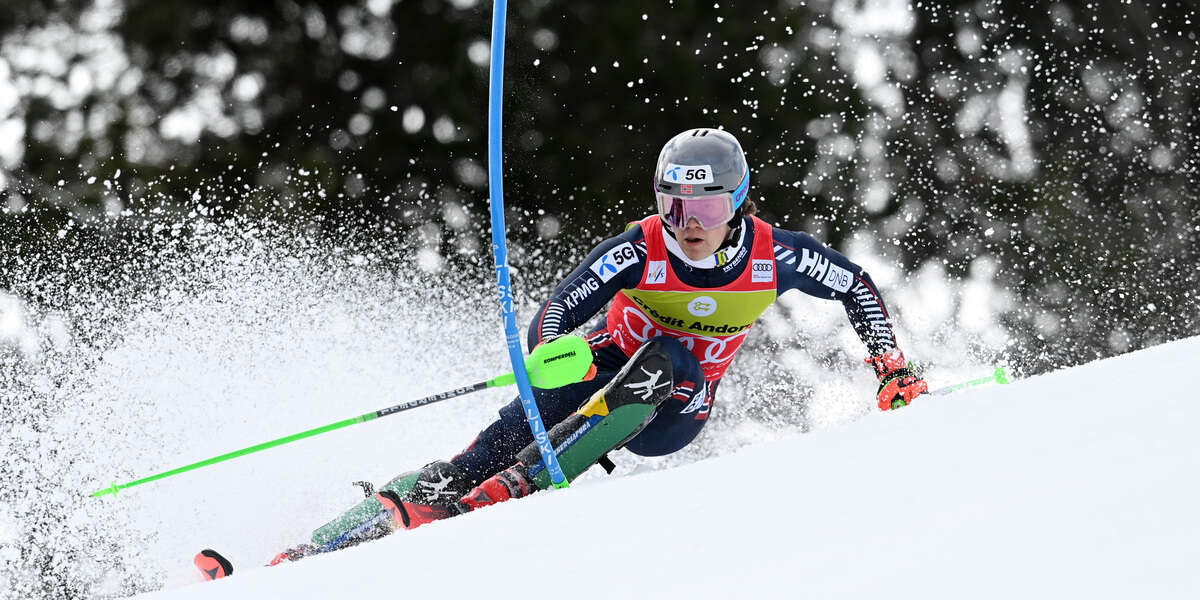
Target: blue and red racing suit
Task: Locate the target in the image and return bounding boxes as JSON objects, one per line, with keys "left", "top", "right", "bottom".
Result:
{"left": 452, "top": 215, "right": 898, "bottom": 482}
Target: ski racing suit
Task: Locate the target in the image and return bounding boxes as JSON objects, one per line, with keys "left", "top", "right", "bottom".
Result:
{"left": 451, "top": 214, "right": 898, "bottom": 483}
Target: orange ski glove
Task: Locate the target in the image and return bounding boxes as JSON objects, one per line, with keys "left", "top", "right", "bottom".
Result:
{"left": 865, "top": 348, "right": 928, "bottom": 410}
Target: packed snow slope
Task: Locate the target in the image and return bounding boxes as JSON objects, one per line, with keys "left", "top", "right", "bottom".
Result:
{"left": 142, "top": 336, "right": 1199, "bottom": 599}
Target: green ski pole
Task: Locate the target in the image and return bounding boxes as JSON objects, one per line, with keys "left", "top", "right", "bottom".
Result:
{"left": 930, "top": 366, "right": 1010, "bottom": 396}
{"left": 891, "top": 366, "right": 1011, "bottom": 409}
{"left": 92, "top": 335, "right": 594, "bottom": 498}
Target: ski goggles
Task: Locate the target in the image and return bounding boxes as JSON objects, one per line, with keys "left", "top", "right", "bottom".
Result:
{"left": 656, "top": 192, "right": 737, "bottom": 231}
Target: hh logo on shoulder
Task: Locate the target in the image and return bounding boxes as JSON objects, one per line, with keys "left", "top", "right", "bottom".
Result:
{"left": 797, "top": 249, "right": 852, "bottom": 293}
{"left": 590, "top": 242, "right": 638, "bottom": 283}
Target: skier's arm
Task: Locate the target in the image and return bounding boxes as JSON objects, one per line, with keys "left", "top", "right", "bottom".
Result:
{"left": 527, "top": 228, "right": 647, "bottom": 349}
{"left": 773, "top": 229, "right": 927, "bottom": 409}
{"left": 774, "top": 230, "right": 897, "bottom": 355}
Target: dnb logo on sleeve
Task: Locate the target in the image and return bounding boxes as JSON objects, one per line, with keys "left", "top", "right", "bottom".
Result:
{"left": 797, "top": 249, "right": 853, "bottom": 293}
{"left": 589, "top": 242, "right": 639, "bottom": 283}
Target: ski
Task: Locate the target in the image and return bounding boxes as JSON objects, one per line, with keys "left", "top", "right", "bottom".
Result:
{"left": 192, "top": 506, "right": 397, "bottom": 581}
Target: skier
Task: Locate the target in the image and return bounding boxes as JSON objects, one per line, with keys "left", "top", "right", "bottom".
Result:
{"left": 197, "top": 127, "right": 928, "bottom": 578}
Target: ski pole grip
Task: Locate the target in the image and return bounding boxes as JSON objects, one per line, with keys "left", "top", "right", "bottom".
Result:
{"left": 491, "top": 335, "right": 595, "bottom": 389}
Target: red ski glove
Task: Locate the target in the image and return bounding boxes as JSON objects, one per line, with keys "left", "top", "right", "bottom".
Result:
{"left": 865, "top": 348, "right": 928, "bottom": 410}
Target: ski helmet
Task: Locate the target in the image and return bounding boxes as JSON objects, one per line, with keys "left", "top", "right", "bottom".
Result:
{"left": 653, "top": 128, "right": 750, "bottom": 230}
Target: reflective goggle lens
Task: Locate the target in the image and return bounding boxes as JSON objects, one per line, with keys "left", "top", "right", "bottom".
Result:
{"left": 656, "top": 193, "right": 735, "bottom": 231}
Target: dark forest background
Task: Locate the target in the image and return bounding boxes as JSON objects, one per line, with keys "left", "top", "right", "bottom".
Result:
{"left": 1, "top": 0, "right": 1197, "bottom": 373}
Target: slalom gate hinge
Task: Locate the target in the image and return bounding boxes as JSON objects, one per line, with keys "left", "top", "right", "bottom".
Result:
{"left": 597, "top": 454, "right": 617, "bottom": 475}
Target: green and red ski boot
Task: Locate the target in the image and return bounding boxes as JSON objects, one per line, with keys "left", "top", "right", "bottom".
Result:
{"left": 377, "top": 460, "right": 473, "bottom": 530}
{"left": 459, "top": 465, "right": 534, "bottom": 510}
{"left": 460, "top": 338, "right": 676, "bottom": 507}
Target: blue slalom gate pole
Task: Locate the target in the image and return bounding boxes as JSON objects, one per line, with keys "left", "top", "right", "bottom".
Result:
{"left": 486, "top": 0, "right": 569, "bottom": 489}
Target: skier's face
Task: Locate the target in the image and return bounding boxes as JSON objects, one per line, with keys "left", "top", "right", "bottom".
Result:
{"left": 673, "top": 217, "right": 731, "bottom": 261}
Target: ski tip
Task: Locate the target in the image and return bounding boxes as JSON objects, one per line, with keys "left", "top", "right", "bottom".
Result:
{"left": 194, "top": 549, "right": 233, "bottom": 581}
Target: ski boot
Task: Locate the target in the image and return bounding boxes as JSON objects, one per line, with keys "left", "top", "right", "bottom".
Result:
{"left": 459, "top": 465, "right": 535, "bottom": 510}
{"left": 377, "top": 460, "right": 474, "bottom": 530}
{"left": 310, "top": 339, "right": 677, "bottom": 543}
{"left": 459, "top": 338, "right": 677, "bottom": 508}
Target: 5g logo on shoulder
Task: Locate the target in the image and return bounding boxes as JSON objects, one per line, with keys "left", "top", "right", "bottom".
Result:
{"left": 589, "top": 242, "right": 639, "bottom": 283}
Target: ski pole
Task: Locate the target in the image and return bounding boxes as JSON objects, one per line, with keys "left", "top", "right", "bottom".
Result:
{"left": 92, "top": 335, "right": 595, "bottom": 498}
{"left": 930, "top": 366, "right": 1010, "bottom": 396}
{"left": 892, "top": 366, "right": 1010, "bottom": 409}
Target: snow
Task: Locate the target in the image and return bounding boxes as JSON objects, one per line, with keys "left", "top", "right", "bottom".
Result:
{"left": 141, "top": 336, "right": 1200, "bottom": 599}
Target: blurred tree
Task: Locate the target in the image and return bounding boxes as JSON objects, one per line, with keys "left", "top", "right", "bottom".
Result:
{"left": 892, "top": 0, "right": 1200, "bottom": 368}
{"left": 0, "top": 0, "right": 1196, "bottom": 373}
{"left": 0, "top": 0, "right": 865, "bottom": 239}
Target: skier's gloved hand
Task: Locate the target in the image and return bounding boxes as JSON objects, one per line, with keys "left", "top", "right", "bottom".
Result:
{"left": 865, "top": 348, "right": 928, "bottom": 410}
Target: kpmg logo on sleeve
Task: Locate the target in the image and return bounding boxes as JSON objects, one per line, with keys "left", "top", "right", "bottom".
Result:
{"left": 589, "top": 242, "right": 638, "bottom": 283}
{"left": 563, "top": 276, "right": 601, "bottom": 309}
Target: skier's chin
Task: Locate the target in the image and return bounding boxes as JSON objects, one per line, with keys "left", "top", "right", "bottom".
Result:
{"left": 681, "top": 240, "right": 715, "bottom": 261}
{"left": 673, "top": 221, "right": 729, "bottom": 261}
